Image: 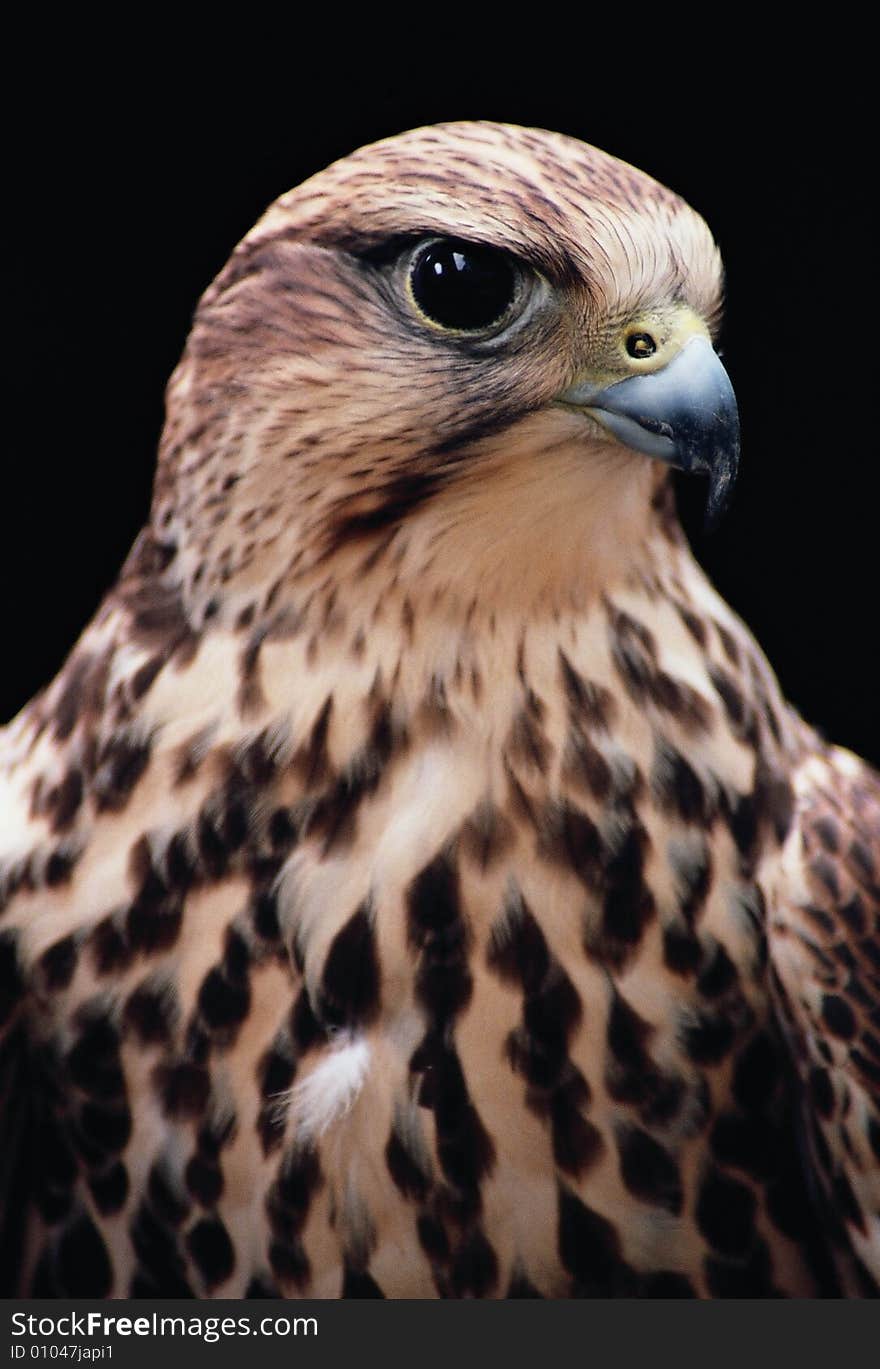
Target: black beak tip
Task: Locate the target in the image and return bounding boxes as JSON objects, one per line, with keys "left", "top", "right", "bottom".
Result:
{"left": 702, "top": 444, "right": 740, "bottom": 531}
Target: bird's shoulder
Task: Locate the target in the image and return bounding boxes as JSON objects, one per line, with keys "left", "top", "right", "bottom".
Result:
{"left": 766, "top": 737, "right": 880, "bottom": 1288}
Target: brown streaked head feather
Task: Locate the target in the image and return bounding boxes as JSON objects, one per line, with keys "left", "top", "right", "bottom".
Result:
{"left": 150, "top": 121, "right": 723, "bottom": 628}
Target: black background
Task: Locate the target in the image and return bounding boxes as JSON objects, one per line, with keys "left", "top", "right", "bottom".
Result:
{"left": 6, "top": 44, "right": 878, "bottom": 763}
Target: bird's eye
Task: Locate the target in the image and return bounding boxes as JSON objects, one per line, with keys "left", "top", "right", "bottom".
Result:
{"left": 408, "top": 238, "right": 519, "bottom": 332}
{"left": 626, "top": 332, "right": 657, "bottom": 359}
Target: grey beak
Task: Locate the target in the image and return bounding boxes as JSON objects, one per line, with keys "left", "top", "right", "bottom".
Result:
{"left": 561, "top": 335, "right": 740, "bottom": 523}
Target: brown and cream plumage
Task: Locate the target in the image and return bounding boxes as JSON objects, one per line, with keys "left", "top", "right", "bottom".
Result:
{"left": 1, "top": 121, "right": 877, "bottom": 1298}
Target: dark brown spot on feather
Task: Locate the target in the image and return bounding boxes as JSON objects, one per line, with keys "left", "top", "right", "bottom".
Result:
{"left": 557, "top": 1186, "right": 633, "bottom": 1295}
{"left": 754, "top": 764, "right": 795, "bottom": 846}
{"left": 128, "top": 1198, "right": 193, "bottom": 1296}
{"left": 197, "top": 963, "right": 251, "bottom": 1038}
{"left": 117, "top": 547, "right": 198, "bottom": 660}
{"left": 186, "top": 1216, "right": 235, "bottom": 1288}
{"left": 51, "top": 651, "right": 112, "bottom": 743}
{"left": 238, "top": 632, "right": 267, "bottom": 715}
{"left": 66, "top": 1008, "right": 125, "bottom": 1099}
{"left": 48, "top": 770, "right": 84, "bottom": 833}
{"left": 308, "top": 699, "right": 402, "bottom": 853}
{"left": 709, "top": 1111, "right": 776, "bottom": 1178}
{"left": 417, "top": 1213, "right": 449, "bottom": 1263}
{"left": 651, "top": 739, "right": 710, "bottom": 825}
{"left": 407, "top": 852, "right": 472, "bottom": 1023}
{"left": 293, "top": 697, "right": 333, "bottom": 784}
{"left": 697, "top": 940, "right": 739, "bottom": 999}
{"left": 38, "top": 935, "right": 78, "bottom": 991}
{"left": 609, "top": 606, "right": 657, "bottom": 657}
{"left": 77, "top": 1100, "right": 132, "bottom": 1153}
{"left": 683, "top": 1009, "right": 738, "bottom": 1064}
{"left": 342, "top": 1267, "right": 386, "bottom": 1297}
{"left": 459, "top": 799, "right": 514, "bottom": 870}
{"left": 126, "top": 840, "right": 183, "bottom": 955}
{"left": 607, "top": 606, "right": 710, "bottom": 731}
{"left": 697, "top": 1167, "right": 756, "bottom": 1256}
{"left": 89, "top": 914, "right": 133, "bottom": 976}
{"left": 850, "top": 1048, "right": 880, "bottom": 1088}
{"left": 668, "top": 837, "right": 713, "bottom": 925}
{"left": 231, "top": 726, "right": 282, "bottom": 789}
{"left": 186, "top": 1154, "right": 224, "bottom": 1207}
{"left": 801, "top": 903, "right": 834, "bottom": 942}
{"left": 550, "top": 1088, "right": 605, "bottom": 1176}
{"left": 813, "top": 817, "right": 840, "bottom": 853}
{"left": 558, "top": 650, "right": 616, "bottom": 730}
{"left": 164, "top": 831, "right": 198, "bottom": 893}
{"left": 487, "top": 887, "right": 550, "bottom": 994}
{"left": 152, "top": 1060, "right": 211, "bottom": 1119}
{"left": 449, "top": 1229, "right": 498, "bottom": 1297}
{"left": 410, "top": 1035, "right": 495, "bottom": 1201}
{"left": 268, "top": 1238, "right": 310, "bottom": 1287}
{"left": 493, "top": 900, "right": 591, "bottom": 1176}
{"left": 604, "top": 990, "right": 689, "bottom": 1129}
{"left": 616, "top": 1125, "right": 683, "bottom": 1213}
{"left": 131, "top": 654, "right": 165, "bottom": 700}
{"left": 323, "top": 472, "right": 442, "bottom": 552}
{"left": 721, "top": 789, "right": 759, "bottom": 872}
{"left": 318, "top": 901, "right": 381, "bottom": 1028}
{"left": 93, "top": 732, "right": 151, "bottom": 812}
{"left": 89, "top": 1162, "right": 129, "bottom": 1215}
{"left": 173, "top": 727, "right": 215, "bottom": 785}
{"left": 810, "top": 854, "right": 841, "bottom": 902}
{"left": 290, "top": 989, "right": 325, "bottom": 1055}
{"left": 268, "top": 806, "right": 298, "bottom": 854}
{"left": 587, "top": 819, "right": 655, "bottom": 969}
{"left": 822, "top": 994, "right": 857, "bottom": 1039}
{"left": 259, "top": 1035, "right": 296, "bottom": 1100}
{"left": 848, "top": 838, "right": 878, "bottom": 891}
{"left": 674, "top": 602, "right": 707, "bottom": 646}
{"left": 714, "top": 621, "right": 741, "bottom": 666}
{"left": 124, "top": 979, "right": 177, "bottom": 1044}
{"left": 663, "top": 924, "right": 703, "bottom": 974}
{"left": 536, "top": 799, "right": 603, "bottom": 888}
{"left": 56, "top": 1213, "right": 113, "bottom": 1296}
{"left": 562, "top": 728, "right": 612, "bottom": 800}
{"left": 266, "top": 1145, "right": 323, "bottom": 1252}
{"left": 42, "top": 845, "right": 78, "bottom": 887}
{"left": 195, "top": 808, "right": 230, "bottom": 880}
{"left": 506, "top": 700, "right": 552, "bottom": 774}
{"left": 385, "top": 1129, "right": 430, "bottom": 1203}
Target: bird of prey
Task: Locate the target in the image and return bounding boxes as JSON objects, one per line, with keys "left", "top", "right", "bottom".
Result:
{"left": 1, "top": 122, "right": 878, "bottom": 1300}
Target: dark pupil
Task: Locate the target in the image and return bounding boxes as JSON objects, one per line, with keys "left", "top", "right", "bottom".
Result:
{"left": 411, "top": 239, "right": 516, "bottom": 330}
{"left": 626, "top": 332, "right": 657, "bottom": 358}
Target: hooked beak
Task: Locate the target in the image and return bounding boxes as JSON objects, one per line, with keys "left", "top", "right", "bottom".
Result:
{"left": 559, "top": 335, "right": 740, "bottom": 524}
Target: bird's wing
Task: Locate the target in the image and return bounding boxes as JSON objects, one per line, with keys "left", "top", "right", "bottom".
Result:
{"left": 0, "top": 938, "right": 34, "bottom": 1294}
{"left": 768, "top": 741, "right": 880, "bottom": 1288}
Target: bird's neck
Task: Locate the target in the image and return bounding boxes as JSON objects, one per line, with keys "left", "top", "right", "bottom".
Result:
{"left": 141, "top": 427, "right": 678, "bottom": 641}
{"left": 348, "top": 441, "right": 668, "bottom": 620}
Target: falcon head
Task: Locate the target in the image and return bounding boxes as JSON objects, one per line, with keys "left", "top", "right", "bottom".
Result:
{"left": 153, "top": 122, "right": 735, "bottom": 621}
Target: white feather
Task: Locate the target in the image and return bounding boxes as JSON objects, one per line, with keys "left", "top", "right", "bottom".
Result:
{"left": 288, "top": 1033, "right": 371, "bottom": 1143}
